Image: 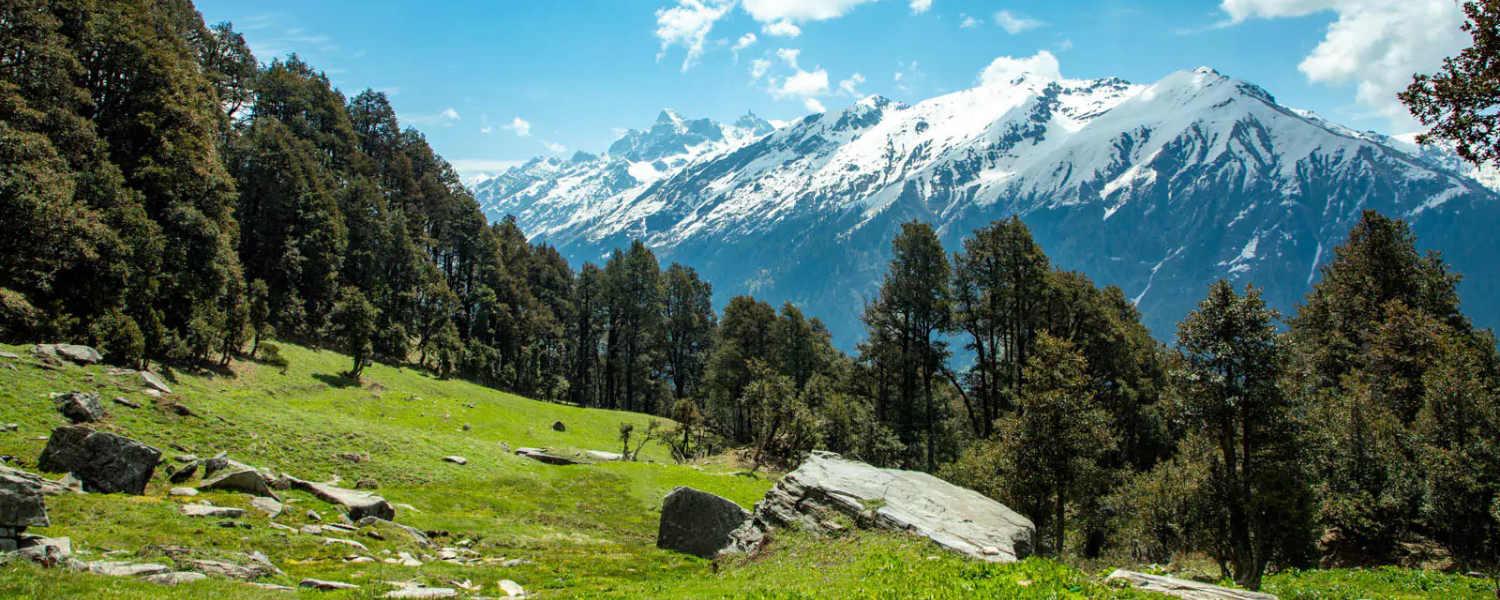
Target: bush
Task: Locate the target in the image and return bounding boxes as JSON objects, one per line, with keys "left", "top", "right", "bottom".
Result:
{"left": 258, "top": 342, "right": 291, "bottom": 374}
{"left": 88, "top": 309, "right": 145, "bottom": 367}
{"left": 1107, "top": 446, "right": 1214, "bottom": 564}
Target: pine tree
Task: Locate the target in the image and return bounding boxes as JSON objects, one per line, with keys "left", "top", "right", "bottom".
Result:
{"left": 662, "top": 263, "right": 715, "bottom": 400}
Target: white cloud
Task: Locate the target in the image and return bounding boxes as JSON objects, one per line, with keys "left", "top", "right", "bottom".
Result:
{"left": 480, "top": 126, "right": 493, "bottom": 134}
{"left": 654, "top": 0, "right": 734, "bottom": 72}
{"left": 542, "top": 140, "right": 566, "bottom": 153}
{"left": 503, "top": 116, "right": 532, "bottom": 138}
{"left": 774, "top": 68, "right": 830, "bottom": 98}
{"left": 1220, "top": 0, "right": 1466, "bottom": 131}
{"left": 763, "top": 20, "right": 802, "bottom": 37}
{"left": 750, "top": 58, "right": 773, "bottom": 80}
{"left": 449, "top": 159, "right": 523, "bottom": 176}
{"left": 910, "top": 0, "right": 933, "bottom": 14}
{"left": 741, "top": 0, "right": 879, "bottom": 22}
{"left": 894, "top": 60, "right": 926, "bottom": 92}
{"left": 838, "top": 72, "right": 866, "bottom": 96}
{"left": 994, "top": 10, "right": 1044, "bottom": 34}
{"left": 732, "top": 33, "right": 757, "bottom": 62}
{"left": 776, "top": 48, "right": 801, "bottom": 68}
{"left": 804, "top": 98, "right": 827, "bottom": 113}
{"left": 440, "top": 108, "right": 460, "bottom": 120}
{"left": 406, "top": 107, "right": 462, "bottom": 127}
{"left": 1056, "top": 38, "right": 1074, "bottom": 52}
{"left": 977, "top": 50, "right": 1061, "bottom": 86}
{"left": 959, "top": 14, "right": 980, "bottom": 28}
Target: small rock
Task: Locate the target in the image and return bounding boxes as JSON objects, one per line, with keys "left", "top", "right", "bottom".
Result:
{"left": 111, "top": 397, "right": 142, "bottom": 409}
{"left": 0, "top": 351, "right": 19, "bottom": 360}
{"left": 515, "top": 448, "right": 579, "bottom": 466}
{"left": 355, "top": 478, "right": 379, "bottom": 490}
{"left": 168, "top": 462, "right": 199, "bottom": 484}
{"left": 15, "top": 536, "right": 72, "bottom": 566}
{"left": 188, "top": 558, "right": 276, "bottom": 581}
{"left": 300, "top": 525, "right": 324, "bottom": 535}
{"left": 1, "top": 423, "right": 17, "bottom": 432}
{"left": 499, "top": 579, "right": 526, "bottom": 597}
{"left": 585, "top": 450, "right": 624, "bottom": 461}
{"left": 268, "top": 522, "right": 298, "bottom": 532}
{"left": 307, "top": 510, "right": 322, "bottom": 521}
{"left": 251, "top": 582, "right": 297, "bottom": 591}
{"left": 218, "top": 520, "right": 251, "bottom": 529}
{"left": 169, "top": 487, "right": 199, "bottom": 497}
{"left": 32, "top": 344, "right": 103, "bottom": 365}
{"left": 324, "top": 523, "right": 358, "bottom": 532}
{"left": 441, "top": 456, "right": 467, "bottom": 465}
{"left": 384, "top": 588, "right": 458, "bottom": 599}
{"left": 85, "top": 561, "right": 171, "bottom": 577}
{"left": 251, "top": 496, "right": 283, "bottom": 517}
{"left": 323, "top": 537, "right": 369, "bottom": 551}
{"left": 346, "top": 556, "right": 376, "bottom": 563}
{"left": 181, "top": 505, "right": 244, "bottom": 518}
{"left": 551, "top": 421, "right": 566, "bottom": 432}
{"left": 139, "top": 371, "right": 172, "bottom": 395}
{"left": 54, "top": 392, "right": 106, "bottom": 423}
{"left": 336, "top": 452, "right": 368, "bottom": 463}
{"left": 140, "top": 572, "right": 207, "bottom": 586}
{"left": 199, "top": 469, "right": 279, "bottom": 499}
{"left": 300, "top": 578, "right": 360, "bottom": 591}
{"left": 501, "top": 559, "right": 537, "bottom": 568}
{"left": 174, "top": 454, "right": 199, "bottom": 463}
{"left": 462, "top": 423, "right": 471, "bottom": 431}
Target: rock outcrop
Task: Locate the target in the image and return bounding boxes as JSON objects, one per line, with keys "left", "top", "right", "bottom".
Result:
{"left": 656, "top": 487, "right": 751, "bottom": 559}
{"left": 728, "top": 452, "right": 1034, "bottom": 562}
{"left": 138, "top": 371, "right": 172, "bottom": 395}
{"left": 54, "top": 393, "right": 105, "bottom": 424}
{"left": 198, "top": 469, "right": 280, "bottom": 499}
{"left": 286, "top": 477, "right": 395, "bottom": 521}
{"left": 1106, "top": 570, "right": 1278, "bottom": 600}
{"left": 0, "top": 471, "right": 51, "bottom": 530}
{"left": 32, "top": 344, "right": 102, "bottom": 365}
{"left": 37, "top": 426, "right": 161, "bottom": 495}
{"left": 515, "top": 448, "right": 578, "bottom": 465}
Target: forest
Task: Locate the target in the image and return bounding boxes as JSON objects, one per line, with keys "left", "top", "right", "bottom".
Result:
{"left": 3, "top": 0, "right": 1500, "bottom": 592}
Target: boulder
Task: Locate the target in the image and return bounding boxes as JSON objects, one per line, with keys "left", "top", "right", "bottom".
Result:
{"left": 728, "top": 451, "right": 1034, "bottom": 562}
{"left": 187, "top": 558, "right": 276, "bottom": 581}
{"left": 14, "top": 535, "right": 71, "bottom": 566}
{"left": 383, "top": 588, "right": 458, "bottom": 599}
{"left": 181, "top": 505, "right": 244, "bottom": 518}
{"left": 301, "top": 578, "right": 360, "bottom": 591}
{"left": 168, "top": 461, "right": 198, "bottom": 484}
{"left": 286, "top": 477, "right": 395, "bottom": 521}
{"left": 84, "top": 561, "right": 172, "bottom": 577}
{"left": 586, "top": 450, "right": 624, "bottom": 461}
{"left": 54, "top": 392, "right": 106, "bottom": 423}
{"left": 38, "top": 426, "right": 161, "bottom": 495}
{"left": 515, "top": 448, "right": 579, "bottom": 466}
{"left": 140, "top": 572, "right": 207, "bottom": 586}
{"left": 0, "top": 465, "right": 79, "bottom": 497}
{"left": 168, "top": 487, "right": 198, "bottom": 497}
{"left": 498, "top": 580, "right": 526, "bottom": 597}
{"left": 551, "top": 421, "right": 566, "bottom": 432}
{"left": 32, "top": 344, "right": 102, "bottom": 365}
{"left": 441, "top": 456, "right": 467, "bottom": 465}
{"left": 139, "top": 371, "right": 172, "bottom": 395}
{"left": 656, "top": 487, "right": 751, "bottom": 559}
{"left": 0, "top": 471, "right": 50, "bottom": 528}
{"left": 1105, "top": 570, "right": 1278, "bottom": 600}
{"left": 251, "top": 497, "right": 283, "bottom": 517}
{"left": 198, "top": 469, "right": 280, "bottom": 499}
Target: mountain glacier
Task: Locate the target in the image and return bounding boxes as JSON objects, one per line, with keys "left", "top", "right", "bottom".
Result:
{"left": 471, "top": 67, "right": 1500, "bottom": 347}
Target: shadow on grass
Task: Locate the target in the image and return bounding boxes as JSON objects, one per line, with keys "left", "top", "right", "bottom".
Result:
{"left": 313, "top": 372, "right": 362, "bottom": 389}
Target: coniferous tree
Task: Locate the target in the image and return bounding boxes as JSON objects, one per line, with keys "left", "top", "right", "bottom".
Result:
{"left": 662, "top": 263, "right": 714, "bottom": 401}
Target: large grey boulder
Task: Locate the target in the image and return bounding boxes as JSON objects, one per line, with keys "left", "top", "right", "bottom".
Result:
{"left": 138, "top": 371, "right": 172, "bottom": 395}
{"left": 0, "top": 465, "right": 80, "bottom": 497}
{"left": 656, "top": 487, "right": 751, "bottom": 559}
{"left": 286, "top": 477, "right": 395, "bottom": 521}
{"left": 1106, "top": 570, "right": 1278, "bottom": 600}
{"left": 198, "top": 469, "right": 280, "bottom": 500}
{"left": 32, "top": 344, "right": 103, "bottom": 365}
{"left": 54, "top": 393, "right": 106, "bottom": 423}
{"left": 728, "top": 451, "right": 1034, "bottom": 562}
{"left": 0, "top": 471, "right": 49, "bottom": 527}
{"left": 38, "top": 426, "right": 161, "bottom": 495}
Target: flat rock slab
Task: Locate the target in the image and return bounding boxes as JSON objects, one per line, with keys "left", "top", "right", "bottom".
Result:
{"left": 0, "top": 465, "right": 81, "bottom": 497}
{"left": 287, "top": 477, "right": 395, "bottom": 521}
{"left": 441, "top": 456, "right": 467, "bottom": 465}
{"left": 169, "top": 487, "right": 198, "bottom": 497}
{"left": 324, "top": 537, "right": 370, "bottom": 551}
{"left": 731, "top": 451, "right": 1034, "bottom": 562}
{"left": 383, "top": 588, "right": 458, "bottom": 599}
{"left": 252, "top": 496, "right": 283, "bottom": 517}
{"left": 499, "top": 579, "right": 526, "bottom": 597}
{"left": 188, "top": 558, "right": 275, "bottom": 581}
{"left": 55, "top": 392, "right": 106, "bottom": 423}
{"left": 141, "top": 572, "right": 207, "bottom": 586}
{"left": 301, "top": 578, "right": 360, "bottom": 590}
{"left": 38, "top": 426, "right": 161, "bottom": 495}
{"left": 85, "top": 561, "right": 172, "bottom": 577}
{"left": 1106, "top": 570, "right": 1278, "bottom": 600}
{"left": 586, "top": 451, "right": 624, "bottom": 461}
{"left": 515, "top": 448, "right": 579, "bottom": 466}
{"left": 656, "top": 487, "right": 750, "bottom": 559}
{"left": 32, "top": 344, "right": 103, "bottom": 365}
{"left": 0, "top": 471, "right": 51, "bottom": 527}
{"left": 181, "top": 505, "right": 244, "bottom": 518}
{"left": 138, "top": 371, "right": 172, "bottom": 394}
{"left": 199, "top": 469, "right": 280, "bottom": 499}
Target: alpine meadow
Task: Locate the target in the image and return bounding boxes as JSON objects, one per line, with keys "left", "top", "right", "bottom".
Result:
{"left": 6, "top": 1, "right": 1500, "bottom": 599}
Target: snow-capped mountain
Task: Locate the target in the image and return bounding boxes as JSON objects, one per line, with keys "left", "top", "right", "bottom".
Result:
{"left": 473, "top": 67, "right": 1500, "bottom": 347}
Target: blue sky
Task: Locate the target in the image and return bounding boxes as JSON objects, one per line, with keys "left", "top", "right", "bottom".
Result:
{"left": 194, "top": 0, "right": 1468, "bottom": 178}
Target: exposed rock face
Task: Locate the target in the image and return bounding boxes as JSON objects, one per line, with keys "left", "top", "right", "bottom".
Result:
{"left": 286, "top": 477, "right": 395, "bottom": 521}
{"left": 729, "top": 452, "right": 1034, "bottom": 562}
{"left": 139, "top": 371, "right": 172, "bottom": 395}
{"left": 188, "top": 558, "right": 277, "bottom": 581}
{"left": 1106, "top": 570, "right": 1278, "bottom": 600}
{"left": 32, "top": 344, "right": 103, "bottom": 365}
{"left": 38, "top": 426, "right": 161, "bottom": 495}
{"left": 84, "top": 561, "right": 172, "bottom": 577}
{"left": 656, "top": 487, "right": 751, "bottom": 559}
{"left": 181, "top": 505, "right": 244, "bottom": 518}
{"left": 198, "top": 469, "right": 280, "bottom": 499}
{"left": 140, "top": 572, "right": 207, "bottom": 586}
{"left": 0, "top": 471, "right": 50, "bottom": 528}
{"left": 54, "top": 393, "right": 106, "bottom": 423}
{"left": 251, "top": 497, "right": 283, "bottom": 517}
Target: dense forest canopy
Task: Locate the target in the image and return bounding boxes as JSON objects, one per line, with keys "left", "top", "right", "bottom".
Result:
{"left": 4, "top": 0, "right": 1500, "bottom": 591}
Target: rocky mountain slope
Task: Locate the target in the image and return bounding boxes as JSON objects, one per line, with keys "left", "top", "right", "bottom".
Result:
{"left": 472, "top": 68, "right": 1500, "bottom": 346}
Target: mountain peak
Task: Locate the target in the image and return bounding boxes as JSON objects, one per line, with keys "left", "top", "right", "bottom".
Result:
{"left": 656, "top": 109, "right": 683, "bottom": 126}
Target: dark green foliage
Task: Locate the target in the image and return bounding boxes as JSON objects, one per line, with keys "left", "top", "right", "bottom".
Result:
{"left": 332, "top": 286, "right": 376, "bottom": 379}
{"left": 1401, "top": 0, "right": 1500, "bottom": 167}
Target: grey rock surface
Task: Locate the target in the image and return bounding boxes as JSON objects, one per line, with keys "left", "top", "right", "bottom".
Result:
{"left": 515, "top": 448, "right": 578, "bottom": 466}
{"left": 54, "top": 392, "right": 106, "bottom": 424}
{"left": 181, "top": 505, "right": 244, "bottom": 518}
{"left": 138, "top": 371, "right": 173, "bottom": 395}
{"left": 38, "top": 426, "right": 161, "bottom": 495}
{"left": 656, "top": 487, "right": 751, "bottom": 559}
{"left": 0, "top": 471, "right": 50, "bottom": 527}
{"left": 85, "top": 561, "right": 172, "bottom": 577}
{"left": 32, "top": 344, "right": 102, "bottom": 365}
{"left": 140, "top": 572, "right": 207, "bottom": 586}
{"left": 199, "top": 469, "right": 280, "bottom": 499}
{"left": 729, "top": 452, "right": 1034, "bottom": 562}
{"left": 1106, "top": 570, "right": 1278, "bottom": 600}
{"left": 0, "top": 465, "right": 80, "bottom": 497}
{"left": 286, "top": 477, "right": 395, "bottom": 521}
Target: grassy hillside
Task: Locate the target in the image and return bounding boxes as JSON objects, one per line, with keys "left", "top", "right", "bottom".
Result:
{"left": 0, "top": 344, "right": 1490, "bottom": 599}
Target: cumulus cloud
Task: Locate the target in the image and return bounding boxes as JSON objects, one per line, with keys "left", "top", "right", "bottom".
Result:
{"left": 776, "top": 48, "right": 801, "bottom": 68}
{"left": 1056, "top": 38, "right": 1074, "bottom": 52}
{"left": 839, "top": 72, "right": 866, "bottom": 96}
{"left": 1219, "top": 0, "right": 1466, "bottom": 131}
{"left": 775, "top": 68, "right": 831, "bottom": 98}
{"left": 503, "top": 116, "right": 532, "bottom": 137}
{"left": 480, "top": 125, "right": 492, "bottom": 134}
{"left": 805, "top": 98, "right": 827, "bottom": 113}
{"left": 741, "top": 0, "right": 879, "bottom": 22}
{"left": 750, "top": 58, "right": 773, "bottom": 80}
{"left": 910, "top": 0, "right": 933, "bottom": 14}
{"left": 994, "top": 10, "right": 1044, "bottom": 34}
{"left": 960, "top": 14, "right": 980, "bottom": 28}
{"left": 407, "top": 107, "right": 462, "bottom": 127}
{"left": 542, "top": 140, "right": 566, "bottom": 153}
{"left": 977, "top": 50, "right": 1062, "bottom": 86}
{"left": 732, "top": 33, "right": 757, "bottom": 62}
{"left": 655, "top": 0, "right": 734, "bottom": 72}
{"left": 763, "top": 20, "right": 802, "bottom": 37}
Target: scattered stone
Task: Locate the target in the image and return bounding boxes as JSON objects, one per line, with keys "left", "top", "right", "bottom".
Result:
{"left": 499, "top": 579, "right": 526, "bottom": 597}
{"left": 306, "top": 509, "right": 322, "bottom": 522}
{"left": 0, "top": 351, "right": 19, "bottom": 360}
{"left": 551, "top": 421, "right": 566, "bottom": 432}
{"left": 112, "top": 397, "right": 142, "bottom": 409}
{"left": 301, "top": 578, "right": 360, "bottom": 591}
{"left": 0, "top": 465, "right": 79, "bottom": 497}
{"left": 14, "top": 535, "right": 71, "bottom": 566}
{"left": 356, "top": 516, "right": 432, "bottom": 547}
{"left": 54, "top": 392, "right": 106, "bottom": 423}
{"left": 515, "top": 448, "right": 579, "bottom": 466}
{"left": 462, "top": 423, "right": 471, "bottom": 432}
{"left": 355, "top": 478, "right": 379, "bottom": 490}
{"left": 38, "top": 426, "right": 162, "bottom": 495}
{"left": 336, "top": 452, "right": 368, "bottom": 464}
{"left": 324, "top": 523, "right": 358, "bottom": 533}
{"left": 1105, "top": 570, "right": 1278, "bottom": 600}
{"left": 585, "top": 450, "right": 624, "bottom": 461}
{"left": 441, "top": 456, "right": 467, "bottom": 465}
{"left": 251, "top": 582, "right": 297, "bottom": 591}
{"left": 251, "top": 497, "right": 283, "bottom": 517}
{"left": 323, "top": 537, "right": 369, "bottom": 551}
{"left": 181, "top": 505, "right": 244, "bottom": 518}
{"left": 187, "top": 558, "right": 275, "bottom": 581}
{"left": 1, "top": 424, "right": 16, "bottom": 432}
{"left": 346, "top": 556, "right": 376, "bottom": 563}
{"left": 268, "top": 522, "right": 298, "bottom": 533}
{"left": 656, "top": 487, "right": 751, "bottom": 559}
{"left": 169, "top": 462, "right": 200, "bottom": 485}
{"left": 138, "top": 371, "right": 172, "bottom": 395}
{"left": 726, "top": 451, "right": 1035, "bottom": 562}
{"left": 201, "top": 454, "right": 229, "bottom": 479}
{"left": 169, "top": 487, "right": 198, "bottom": 497}
{"left": 300, "top": 525, "right": 324, "bottom": 535}
{"left": 286, "top": 477, "right": 395, "bottom": 521}
{"left": 140, "top": 572, "right": 207, "bottom": 586}
{"left": 384, "top": 588, "right": 458, "bottom": 599}
{"left": 85, "top": 561, "right": 171, "bottom": 577}
{"left": 199, "top": 469, "right": 280, "bottom": 499}
{"left": 32, "top": 344, "right": 103, "bottom": 365}
{"left": 501, "top": 559, "right": 537, "bottom": 568}
{"left": 0, "top": 471, "right": 51, "bottom": 529}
